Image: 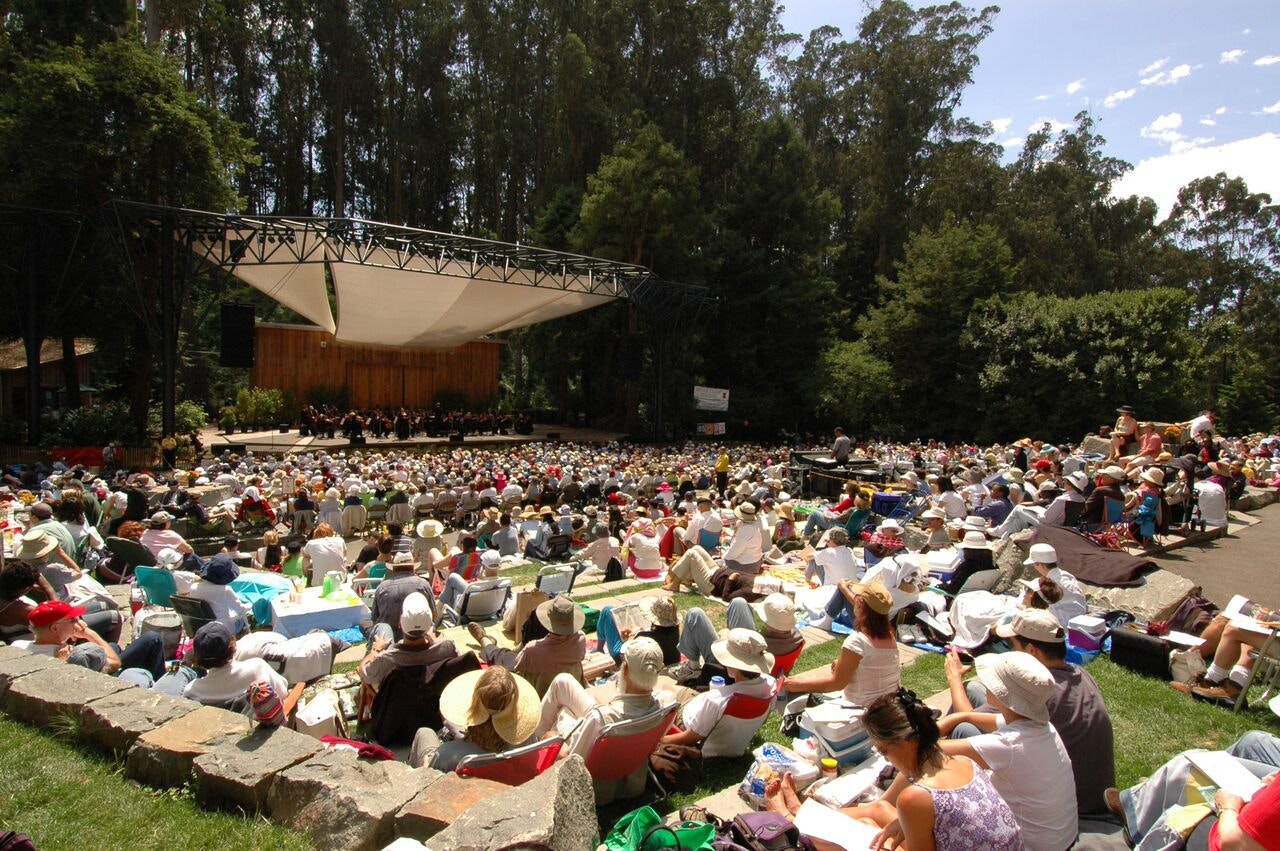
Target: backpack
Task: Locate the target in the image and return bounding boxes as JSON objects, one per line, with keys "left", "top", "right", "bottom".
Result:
{"left": 604, "top": 556, "right": 625, "bottom": 582}
{"left": 1166, "top": 590, "right": 1219, "bottom": 636}
{"left": 713, "top": 813, "right": 814, "bottom": 851}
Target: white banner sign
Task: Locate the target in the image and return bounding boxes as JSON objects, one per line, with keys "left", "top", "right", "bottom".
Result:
{"left": 694, "top": 385, "right": 730, "bottom": 411}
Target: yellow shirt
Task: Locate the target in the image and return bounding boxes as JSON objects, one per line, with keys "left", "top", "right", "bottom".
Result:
{"left": 715, "top": 454, "right": 730, "bottom": 473}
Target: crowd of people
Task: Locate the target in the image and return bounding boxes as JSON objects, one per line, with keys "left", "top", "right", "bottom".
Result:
{"left": 1, "top": 409, "right": 1279, "bottom": 851}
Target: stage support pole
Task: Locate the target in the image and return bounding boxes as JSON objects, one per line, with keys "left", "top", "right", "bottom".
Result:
{"left": 160, "top": 212, "right": 177, "bottom": 438}
{"left": 653, "top": 325, "right": 667, "bottom": 442}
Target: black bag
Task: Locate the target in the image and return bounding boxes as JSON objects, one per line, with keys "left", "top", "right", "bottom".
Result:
{"left": 713, "top": 813, "right": 814, "bottom": 851}
{"left": 1167, "top": 590, "right": 1219, "bottom": 635}
{"left": 1109, "top": 626, "right": 1171, "bottom": 679}
{"left": 604, "top": 556, "right": 625, "bottom": 583}
{"left": 0, "top": 832, "right": 36, "bottom": 851}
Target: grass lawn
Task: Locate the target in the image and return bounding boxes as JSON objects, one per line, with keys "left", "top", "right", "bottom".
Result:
{"left": 0, "top": 715, "right": 312, "bottom": 851}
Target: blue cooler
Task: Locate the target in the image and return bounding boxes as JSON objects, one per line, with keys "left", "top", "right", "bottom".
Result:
{"left": 798, "top": 703, "right": 874, "bottom": 768}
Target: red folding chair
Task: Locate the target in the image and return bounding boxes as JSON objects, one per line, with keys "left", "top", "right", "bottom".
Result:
{"left": 455, "top": 735, "right": 565, "bottom": 785}
{"left": 582, "top": 705, "right": 679, "bottom": 797}
{"left": 721, "top": 676, "right": 785, "bottom": 721}
{"left": 771, "top": 644, "right": 805, "bottom": 678}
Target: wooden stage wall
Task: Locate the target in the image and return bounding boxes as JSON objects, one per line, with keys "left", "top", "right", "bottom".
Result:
{"left": 251, "top": 324, "right": 501, "bottom": 409}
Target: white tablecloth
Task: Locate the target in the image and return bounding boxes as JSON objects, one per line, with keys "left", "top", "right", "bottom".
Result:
{"left": 269, "top": 586, "right": 369, "bottom": 638}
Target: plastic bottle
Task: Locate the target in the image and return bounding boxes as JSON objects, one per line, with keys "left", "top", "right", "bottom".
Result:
{"left": 709, "top": 675, "right": 726, "bottom": 688}
{"left": 821, "top": 758, "right": 838, "bottom": 779}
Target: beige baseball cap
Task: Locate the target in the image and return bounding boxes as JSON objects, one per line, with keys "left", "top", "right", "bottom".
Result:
{"left": 995, "top": 609, "right": 1066, "bottom": 643}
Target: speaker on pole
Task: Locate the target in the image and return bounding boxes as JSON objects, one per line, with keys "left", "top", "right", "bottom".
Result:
{"left": 220, "top": 303, "right": 256, "bottom": 368}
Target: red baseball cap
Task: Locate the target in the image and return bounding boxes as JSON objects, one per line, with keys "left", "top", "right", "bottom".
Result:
{"left": 27, "top": 600, "right": 88, "bottom": 628}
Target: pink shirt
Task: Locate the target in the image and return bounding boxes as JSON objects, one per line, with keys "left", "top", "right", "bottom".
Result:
{"left": 140, "top": 528, "right": 188, "bottom": 557}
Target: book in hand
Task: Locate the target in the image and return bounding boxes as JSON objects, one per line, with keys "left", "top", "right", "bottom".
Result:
{"left": 793, "top": 799, "right": 880, "bottom": 850}
{"left": 1186, "top": 751, "right": 1265, "bottom": 803}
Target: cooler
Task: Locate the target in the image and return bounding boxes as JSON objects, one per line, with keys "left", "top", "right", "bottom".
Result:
{"left": 798, "top": 703, "right": 873, "bottom": 768}
{"left": 1068, "top": 614, "right": 1108, "bottom": 651}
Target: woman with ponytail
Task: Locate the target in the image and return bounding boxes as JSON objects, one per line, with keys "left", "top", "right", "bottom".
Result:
{"left": 765, "top": 688, "right": 1024, "bottom": 851}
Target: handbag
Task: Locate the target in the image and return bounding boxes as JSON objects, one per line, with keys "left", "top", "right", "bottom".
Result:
{"left": 604, "top": 805, "right": 716, "bottom": 851}
{"left": 714, "top": 813, "right": 814, "bottom": 851}
{"left": 649, "top": 742, "right": 703, "bottom": 794}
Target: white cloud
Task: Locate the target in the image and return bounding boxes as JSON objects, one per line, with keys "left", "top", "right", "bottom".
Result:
{"left": 1146, "top": 113, "right": 1183, "bottom": 133}
{"left": 1200, "top": 117, "right": 1216, "bottom": 127}
{"left": 1221, "top": 49, "right": 1247, "bottom": 64}
{"left": 1028, "top": 117, "right": 1069, "bottom": 135}
{"left": 1243, "top": 28, "right": 1252, "bottom": 35}
{"left": 1114, "top": 133, "right": 1280, "bottom": 217}
{"left": 1140, "top": 57, "right": 1169, "bottom": 75}
{"left": 1255, "top": 56, "right": 1280, "bottom": 66}
{"left": 1215, "top": 106, "right": 1228, "bottom": 115}
{"left": 1140, "top": 112, "right": 1213, "bottom": 154}
{"left": 1066, "top": 78, "right": 1085, "bottom": 95}
{"left": 1033, "top": 94, "right": 1050, "bottom": 102}
{"left": 990, "top": 117, "right": 1013, "bottom": 136}
{"left": 1263, "top": 100, "right": 1280, "bottom": 115}
{"left": 1000, "top": 137, "right": 1024, "bottom": 150}
{"left": 1141, "top": 63, "right": 1193, "bottom": 86}
{"left": 1103, "top": 88, "right": 1137, "bottom": 108}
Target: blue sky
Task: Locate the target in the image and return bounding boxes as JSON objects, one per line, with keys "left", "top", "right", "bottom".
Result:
{"left": 777, "top": 0, "right": 1280, "bottom": 216}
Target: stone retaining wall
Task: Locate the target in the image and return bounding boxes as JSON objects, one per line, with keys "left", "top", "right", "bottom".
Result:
{"left": 0, "top": 644, "right": 598, "bottom": 851}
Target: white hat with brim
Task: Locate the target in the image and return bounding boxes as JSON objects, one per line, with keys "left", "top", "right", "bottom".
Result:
{"left": 975, "top": 651, "right": 1055, "bottom": 724}
{"left": 1065, "top": 471, "right": 1089, "bottom": 491}
{"left": 758, "top": 593, "right": 797, "bottom": 632}
{"left": 877, "top": 519, "right": 903, "bottom": 535}
{"left": 438, "top": 669, "right": 541, "bottom": 745}
{"left": 711, "top": 628, "right": 775, "bottom": 676}
{"left": 995, "top": 608, "right": 1066, "bottom": 643}
{"left": 15, "top": 528, "right": 60, "bottom": 561}
{"left": 960, "top": 531, "right": 991, "bottom": 550}
{"left": 1100, "top": 466, "right": 1127, "bottom": 481}
{"left": 639, "top": 595, "right": 678, "bottom": 628}
{"left": 1140, "top": 467, "right": 1165, "bottom": 486}
{"left": 416, "top": 519, "right": 444, "bottom": 538}
{"left": 734, "top": 503, "right": 759, "bottom": 522}
{"left": 1022, "top": 542, "right": 1058, "bottom": 566}
{"left": 920, "top": 508, "right": 947, "bottom": 521}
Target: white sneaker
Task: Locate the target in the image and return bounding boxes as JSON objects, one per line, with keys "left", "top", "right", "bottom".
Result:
{"left": 666, "top": 660, "right": 702, "bottom": 682}
{"left": 809, "top": 614, "right": 833, "bottom": 632}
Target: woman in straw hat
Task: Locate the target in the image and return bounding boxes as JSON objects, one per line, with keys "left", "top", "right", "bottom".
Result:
{"left": 408, "top": 666, "right": 541, "bottom": 771}
{"left": 784, "top": 578, "right": 901, "bottom": 708}
{"left": 661, "top": 628, "right": 777, "bottom": 758}
{"left": 763, "top": 689, "right": 1024, "bottom": 851}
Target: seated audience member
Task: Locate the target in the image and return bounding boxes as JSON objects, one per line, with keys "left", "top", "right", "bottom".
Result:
{"left": 369, "top": 552, "right": 437, "bottom": 642}
{"left": 920, "top": 507, "right": 952, "bottom": 548}
{"left": 940, "top": 609, "right": 1116, "bottom": 814}
{"left": 351, "top": 534, "right": 395, "bottom": 582}
{"left": 409, "top": 666, "right": 541, "bottom": 772}
{"left": 804, "top": 527, "right": 860, "bottom": 586}
{"left": 302, "top": 523, "right": 347, "bottom": 587}
{"left": 783, "top": 579, "right": 901, "bottom": 707}
{"left": 972, "top": 482, "right": 1014, "bottom": 526}
{"left": 1193, "top": 465, "right": 1230, "bottom": 528}
{"left": 235, "top": 485, "right": 277, "bottom": 526}
{"left": 661, "top": 629, "right": 777, "bottom": 758}
{"left": 579, "top": 523, "right": 621, "bottom": 575}
{"left": 184, "top": 621, "right": 289, "bottom": 707}
{"left": 801, "top": 481, "right": 862, "bottom": 537}
{"left": 188, "top": 554, "right": 251, "bottom": 634}
{"left": 254, "top": 530, "right": 285, "bottom": 571}
{"left": 488, "top": 512, "right": 522, "bottom": 559}
{"left": 596, "top": 595, "right": 680, "bottom": 665}
{"left": 819, "top": 553, "right": 923, "bottom": 631}
{"left": 139, "top": 511, "right": 193, "bottom": 559}
{"left": 357, "top": 592, "right": 456, "bottom": 693}
{"left": 996, "top": 471, "right": 1088, "bottom": 537}
{"left": 771, "top": 502, "right": 801, "bottom": 551}
{"left": 1171, "top": 610, "right": 1280, "bottom": 706}
{"left": 14, "top": 527, "right": 122, "bottom": 642}
{"left": 281, "top": 538, "right": 306, "bottom": 579}
{"left": 536, "top": 637, "right": 672, "bottom": 760}
{"left": 412, "top": 518, "right": 448, "bottom": 572}
{"left": 26, "top": 501, "right": 77, "bottom": 559}
{"left": 720, "top": 501, "right": 766, "bottom": 575}
{"left": 765, "top": 689, "right": 1024, "bottom": 851}
{"left": 625, "top": 517, "right": 666, "bottom": 578}
{"left": 1080, "top": 465, "right": 1126, "bottom": 527}
{"left": 18, "top": 600, "right": 171, "bottom": 686}
{"left": 1106, "top": 730, "right": 1280, "bottom": 851}
{"left": 1022, "top": 543, "right": 1086, "bottom": 628}
{"left": 864, "top": 518, "right": 907, "bottom": 560}
{"left": 468, "top": 595, "right": 587, "bottom": 695}
{"left": 0, "top": 561, "right": 56, "bottom": 643}
{"left": 934, "top": 531, "right": 995, "bottom": 596}
{"left": 939, "top": 651, "right": 1079, "bottom": 851}
{"left": 438, "top": 544, "right": 498, "bottom": 612}
{"left": 668, "top": 593, "right": 802, "bottom": 684}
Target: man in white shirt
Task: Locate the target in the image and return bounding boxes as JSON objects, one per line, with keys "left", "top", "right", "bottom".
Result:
{"left": 578, "top": 524, "right": 621, "bottom": 574}
{"left": 662, "top": 630, "right": 776, "bottom": 758}
{"left": 1187, "top": 410, "right": 1215, "bottom": 442}
{"left": 1193, "top": 474, "right": 1229, "bottom": 528}
{"left": 805, "top": 527, "right": 861, "bottom": 586}
{"left": 185, "top": 621, "right": 289, "bottom": 706}
{"left": 188, "top": 553, "right": 251, "bottom": 634}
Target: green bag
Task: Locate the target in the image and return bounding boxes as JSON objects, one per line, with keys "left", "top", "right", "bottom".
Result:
{"left": 578, "top": 603, "right": 601, "bottom": 634}
{"left": 603, "top": 805, "right": 716, "bottom": 851}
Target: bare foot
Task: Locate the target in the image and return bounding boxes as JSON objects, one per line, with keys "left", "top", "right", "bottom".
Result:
{"left": 764, "top": 779, "right": 797, "bottom": 817}
{"left": 781, "top": 772, "right": 804, "bottom": 813}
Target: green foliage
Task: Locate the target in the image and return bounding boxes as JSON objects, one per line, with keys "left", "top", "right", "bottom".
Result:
{"left": 218, "top": 406, "right": 238, "bottom": 432}
{"left": 1217, "top": 350, "right": 1280, "bottom": 435}
{"left": 963, "top": 289, "right": 1196, "bottom": 441}
{"left": 305, "top": 385, "right": 350, "bottom": 411}
{"left": 40, "top": 401, "right": 137, "bottom": 447}
{"left": 812, "top": 341, "right": 896, "bottom": 437}
{"left": 148, "top": 401, "right": 208, "bottom": 437}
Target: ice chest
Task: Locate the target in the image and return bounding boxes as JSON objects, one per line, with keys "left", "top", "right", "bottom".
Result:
{"left": 798, "top": 702, "right": 873, "bottom": 768}
{"left": 1068, "top": 614, "right": 1108, "bottom": 651}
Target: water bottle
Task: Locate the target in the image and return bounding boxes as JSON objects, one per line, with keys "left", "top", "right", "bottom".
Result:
{"left": 709, "top": 675, "right": 725, "bottom": 688}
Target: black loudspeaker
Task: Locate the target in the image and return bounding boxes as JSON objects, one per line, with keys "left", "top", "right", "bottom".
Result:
{"left": 220, "top": 303, "right": 256, "bottom": 368}
{"left": 449, "top": 433, "right": 465, "bottom": 444}
{"left": 219, "top": 442, "right": 247, "bottom": 455}
{"left": 351, "top": 436, "right": 367, "bottom": 445}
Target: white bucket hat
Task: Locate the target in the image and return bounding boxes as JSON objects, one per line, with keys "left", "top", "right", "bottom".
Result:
{"left": 975, "top": 651, "right": 1056, "bottom": 724}
{"left": 1023, "top": 543, "right": 1058, "bottom": 566}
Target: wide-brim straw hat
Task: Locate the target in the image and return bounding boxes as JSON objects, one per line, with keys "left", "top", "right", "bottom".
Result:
{"left": 960, "top": 530, "right": 991, "bottom": 550}
{"left": 1140, "top": 467, "right": 1165, "bottom": 486}
{"left": 639, "top": 595, "right": 678, "bottom": 628}
{"left": 438, "top": 669, "right": 541, "bottom": 745}
{"left": 711, "top": 628, "right": 775, "bottom": 676}
{"left": 536, "top": 595, "right": 586, "bottom": 635}
{"left": 15, "top": 528, "right": 59, "bottom": 561}
{"left": 775, "top": 502, "right": 795, "bottom": 521}
{"left": 416, "top": 519, "right": 444, "bottom": 538}
{"left": 975, "top": 651, "right": 1055, "bottom": 724}
{"left": 734, "top": 502, "right": 759, "bottom": 522}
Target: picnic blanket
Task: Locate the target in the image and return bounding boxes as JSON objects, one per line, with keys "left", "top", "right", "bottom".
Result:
{"left": 1028, "top": 525, "right": 1156, "bottom": 588}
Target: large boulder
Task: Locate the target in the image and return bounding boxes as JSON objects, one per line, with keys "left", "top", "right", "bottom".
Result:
{"left": 125, "top": 705, "right": 252, "bottom": 788}
{"left": 426, "top": 755, "right": 597, "bottom": 851}
{"left": 1084, "top": 570, "right": 1195, "bottom": 623}
{"left": 266, "top": 749, "right": 440, "bottom": 851}
{"left": 193, "top": 725, "right": 322, "bottom": 813}
{"left": 1080, "top": 435, "right": 1111, "bottom": 457}
{"left": 0, "top": 650, "right": 59, "bottom": 700}
{"left": 990, "top": 534, "right": 1032, "bottom": 595}
{"left": 78, "top": 687, "right": 198, "bottom": 755}
{"left": 394, "top": 774, "right": 509, "bottom": 841}
{"left": 1, "top": 662, "right": 133, "bottom": 725}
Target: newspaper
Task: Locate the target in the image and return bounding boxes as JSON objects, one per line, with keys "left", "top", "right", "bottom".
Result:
{"left": 1223, "top": 594, "right": 1279, "bottom": 636}
{"left": 609, "top": 602, "right": 649, "bottom": 635}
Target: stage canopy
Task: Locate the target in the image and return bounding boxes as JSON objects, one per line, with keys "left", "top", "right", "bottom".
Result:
{"left": 111, "top": 204, "right": 711, "bottom": 349}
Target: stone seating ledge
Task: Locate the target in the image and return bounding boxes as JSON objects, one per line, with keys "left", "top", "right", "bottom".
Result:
{"left": 0, "top": 644, "right": 599, "bottom": 851}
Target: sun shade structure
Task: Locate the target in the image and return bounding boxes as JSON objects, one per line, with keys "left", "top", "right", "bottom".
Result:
{"left": 109, "top": 202, "right": 712, "bottom": 348}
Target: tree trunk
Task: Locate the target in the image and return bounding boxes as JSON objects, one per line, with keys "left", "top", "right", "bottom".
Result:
{"left": 60, "top": 332, "right": 80, "bottom": 410}
{"left": 145, "top": 0, "right": 161, "bottom": 46}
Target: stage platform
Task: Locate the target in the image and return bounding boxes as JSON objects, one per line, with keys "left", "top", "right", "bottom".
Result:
{"left": 200, "top": 423, "right": 627, "bottom": 457}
